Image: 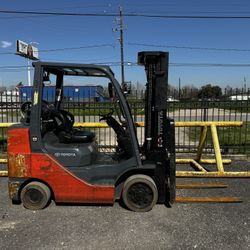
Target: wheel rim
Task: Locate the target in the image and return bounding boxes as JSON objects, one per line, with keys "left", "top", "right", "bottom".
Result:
{"left": 127, "top": 182, "right": 154, "bottom": 209}
{"left": 24, "top": 188, "right": 44, "bottom": 205}
{"left": 21, "top": 182, "right": 51, "bottom": 210}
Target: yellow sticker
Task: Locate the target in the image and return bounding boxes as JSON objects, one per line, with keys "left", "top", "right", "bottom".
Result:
{"left": 33, "top": 91, "right": 38, "bottom": 105}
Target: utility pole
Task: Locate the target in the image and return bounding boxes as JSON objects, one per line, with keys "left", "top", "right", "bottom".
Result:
{"left": 119, "top": 7, "right": 125, "bottom": 88}
{"left": 244, "top": 76, "right": 246, "bottom": 93}
{"left": 27, "top": 59, "right": 31, "bottom": 86}
{"left": 113, "top": 7, "right": 125, "bottom": 88}
{"left": 178, "top": 77, "right": 181, "bottom": 100}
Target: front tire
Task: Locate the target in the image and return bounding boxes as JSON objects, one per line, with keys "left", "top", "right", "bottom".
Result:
{"left": 20, "top": 181, "right": 51, "bottom": 210}
{"left": 122, "top": 174, "right": 158, "bottom": 212}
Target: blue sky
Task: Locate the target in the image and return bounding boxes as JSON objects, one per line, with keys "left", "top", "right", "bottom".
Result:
{"left": 0, "top": 0, "right": 250, "bottom": 89}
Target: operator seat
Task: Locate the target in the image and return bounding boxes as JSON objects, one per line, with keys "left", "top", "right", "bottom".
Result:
{"left": 56, "top": 110, "right": 95, "bottom": 144}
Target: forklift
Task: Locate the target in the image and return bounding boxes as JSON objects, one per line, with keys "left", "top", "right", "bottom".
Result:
{"left": 7, "top": 51, "right": 176, "bottom": 212}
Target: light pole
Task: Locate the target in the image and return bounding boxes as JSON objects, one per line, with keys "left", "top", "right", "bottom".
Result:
{"left": 27, "top": 41, "right": 39, "bottom": 86}
{"left": 27, "top": 59, "right": 31, "bottom": 86}
{"left": 113, "top": 7, "right": 125, "bottom": 88}
{"left": 178, "top": 77, "right": 181, "bottom": 100}
{"left": 119, "top": 7, "right": 125, "bottom": 88}
{"left": 244, "top": 76, "right": 246, "bottom": 93}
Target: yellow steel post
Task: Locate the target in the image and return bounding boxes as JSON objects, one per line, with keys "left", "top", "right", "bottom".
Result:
{"left": 176, "top": 183, "right": 228, "bottom": 189}
{"left": 175, "top": 121, "right": 243, "bottom": 127}
{"left": 0, "top": 171, "right": 8, "bottom": 177}
{"left": 0, "top": 123, "right": 16, "bottom": 128}
{"left": 211, "top": 124, "right": 224, "bottom": 173}
{"left": 176, "top": 158, "right": 231, "bottom": 164}
{"left": 176, "top": 171, "right": 250, "bottom": 177}
{"left": 175, "top": 196, "right": 243, "bottom": 203}
{"left": 176, "top": 159, "right": 193, "bottom": 164}
{"left": 196, "top": 126, "right": 208, "bottom": 162}
{"left": 1, "top": 121, "right": 248, "bottom": 179}
{"left": 199, "top": 159, "right": 231, "bottom": 164}
{"left": 190, "top": 159, "right": 207, "bottom": 172}
{"left": 0, "top": 121, "right": 244, "bottom": 128}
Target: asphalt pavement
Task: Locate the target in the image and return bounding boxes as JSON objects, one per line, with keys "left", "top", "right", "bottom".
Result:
{"left": 0, "top": 160, "right": 250, "bottom": 250}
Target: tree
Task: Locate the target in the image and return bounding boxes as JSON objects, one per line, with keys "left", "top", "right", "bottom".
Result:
{"left": 0, "top": 86, "right": 6, "bottom": 93}
{"left": 180, "top": 85, "right": 199, "bottom": 100}
{"left": 167, "top": 84, "right": 178, "bottom": 99}
{"left": 225, "top": 85, "right": 232, "bottom": 96}
{"left": 7, "top": 85, "right": 16, "bottom": 91}
{"left": 198, "top": 84, "right": 222, "bottom": 99}
{"left": 213, "top": 85, "right": 222, "bottom": 98}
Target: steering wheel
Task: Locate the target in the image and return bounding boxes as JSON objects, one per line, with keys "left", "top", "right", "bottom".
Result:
{"left": 20, "top": 101, "right": 32, "bottom": 118}
{"left": 99, "top": 109, "right": 114, "bottom": 121}
{"left": 39, "top": 100, "right": 66, "bottom": 134}
{"left": 41, "top": 100, "right": 56, "bottom": 119}
{"left": 41, "top": 101, "right": 66, "bottom": 134}
{"left": 20, "top": 100, "right": 55, "bottom": 119}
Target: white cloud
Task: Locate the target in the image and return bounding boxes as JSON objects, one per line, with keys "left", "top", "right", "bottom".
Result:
{"left": 1, "top": 41, "right": 12, "bottom": 48}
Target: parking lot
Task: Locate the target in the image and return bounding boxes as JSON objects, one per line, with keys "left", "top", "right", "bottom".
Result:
{"left": 0, "top": 160, "right": 249, "bottom": 250}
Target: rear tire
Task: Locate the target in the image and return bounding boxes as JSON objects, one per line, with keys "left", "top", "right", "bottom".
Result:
{"left": 21, "top": 181, "right": 51, "bottom": 210}
{"left": 122, "top": 174, "right": 158, "bottom": 212}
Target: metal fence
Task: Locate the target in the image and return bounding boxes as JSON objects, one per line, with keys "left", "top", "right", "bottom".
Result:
{"left": 0, "top": 88, "right": 249, "bottom": 154}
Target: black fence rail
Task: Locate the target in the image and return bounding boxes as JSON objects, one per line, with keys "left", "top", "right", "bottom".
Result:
{"left": 0, "top": 89, "right": 249, "bottom": 154}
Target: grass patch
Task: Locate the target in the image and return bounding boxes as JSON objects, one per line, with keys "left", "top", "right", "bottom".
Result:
{"left": 65, "top": 101, "right": 145, "bottom": 116}
{"left": 188, "top": 122, "right": 250, "bottom": 146}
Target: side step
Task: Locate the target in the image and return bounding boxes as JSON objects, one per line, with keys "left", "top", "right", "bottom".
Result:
{"left": 176, "top": 183, "right": 228, "bottom": 189}
{"left": 175, "top": 196, "right": 243, "bottom": 203}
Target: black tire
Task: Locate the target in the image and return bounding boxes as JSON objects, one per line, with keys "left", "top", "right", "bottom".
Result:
{"left": 122, "top": 174, "right": 158, "bottom": 212}
{"left": 20, "top": 181, "right": 51, "bottom": 210}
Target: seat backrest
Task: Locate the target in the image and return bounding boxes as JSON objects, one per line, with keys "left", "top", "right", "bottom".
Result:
{"left": 59, "top": 110, "right": 75, "bottom": 133}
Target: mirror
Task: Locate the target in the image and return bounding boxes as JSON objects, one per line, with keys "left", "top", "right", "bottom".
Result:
{"left": 108, "top": 82, "right": 113, "bottom": 98}
{"left": 43, "top": 71, "right": 51, "bottom": 85}
{"left": 127, "top": 83, "right": 131, "bottom": 94}
{"left": 122, "top": 82, "right": 132, "bottom": 95}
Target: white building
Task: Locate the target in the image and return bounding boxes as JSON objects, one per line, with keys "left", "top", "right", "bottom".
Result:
{"left": 229, "top": 95, "right": 250, "bottom": 101}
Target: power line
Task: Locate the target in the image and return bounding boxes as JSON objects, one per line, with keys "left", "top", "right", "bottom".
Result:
{"left": 40, "top": 44, "right": 114, "bottom": 52}
{"left": 170, "top": 63, "right": 250, "bottom": 67}
{"left": 124, "top": 62, "right": 250, "bottom": 67}
{"left": 128, "top": 62, "right": 250, "bottom": 67}
{"left": 0, "top": 65, "right": 27, "bottom": 69}
{"left": 128, "top": 42, "right": 250, "bottom": 52}
{"left": 129, "top": 13, "right": 250, "bottom": 19}
{"left": 1, "top": 42, "right": 249, "bottom": 57}
{"left": 0, "top": 44, "right": 115, "bottom": 55}
{"left": 1, "top": 10, "right": 250, "bottom": 19}
{"left": 39, "top": 56, "right": 118, "bottom": 63}
{"left": 1, "top": 62, "right": 250, "bottom": 73}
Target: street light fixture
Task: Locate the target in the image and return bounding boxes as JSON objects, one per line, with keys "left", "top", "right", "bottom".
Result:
{"left": 15, "top": 40, "right": 39, "bottom": 86}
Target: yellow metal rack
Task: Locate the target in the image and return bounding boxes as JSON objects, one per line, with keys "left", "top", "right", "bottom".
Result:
{"left": 0, "top": 121, "right": 249, "bottom": 178}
